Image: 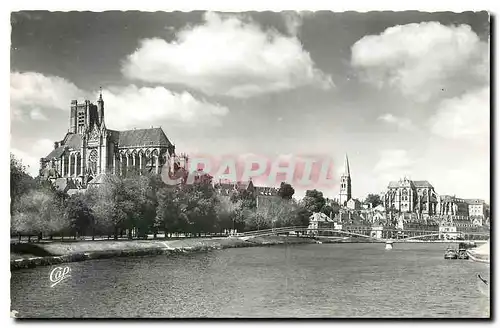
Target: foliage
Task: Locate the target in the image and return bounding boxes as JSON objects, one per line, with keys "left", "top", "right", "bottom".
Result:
{"left": 11, "top": 164, "right": 321, "bottom": 239}
{"left": 365, "top": 194, "right": 382, "bottom": 208}
{"left": 215, "top": 196, "right": 240, "bottom": 230}
{"left": 65, "top": 193, "right": 94, "bottom": 236}
{"left": 325, "top": 200, "right": 341, "bottom": 217}
{"left": 321, "top": 205, "right": 334, "bottom": 217}
{"left": 10, "top": 154, "right": 36, "bottom": 212}
{"left": 292, "top": 207, "right": 312, "bottom": 226}
{"left": 302, "top": 189, "right": 326, "bottom": 213}
{"left": 11, "top": 189, "right": 68, "bottom": 236}
{"left": 278, "top": 182, "right": 295, "bottom": 200}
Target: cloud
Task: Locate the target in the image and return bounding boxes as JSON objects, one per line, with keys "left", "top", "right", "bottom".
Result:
{"left": 29, "top": 108, "right": 48, "bottom": 121}
{"left": 374, "top": 149, "right": 414, "bottom": 173}
{"left": 378, "top": 113, "right": 416, "bottom": 131}
{"left": 429, "top": 87, "right": 489, "bottom": 145}
{"left": 351, "top": 22, "right": 489, "bottom": 102}
{"left": 11, "top": 139, "right": 54, "bottom": 177}
{"left": 10, "top": 72, "right": 87, "bottom": 121}
{"left": 282, "top": 11, "right": 304, "bottom": 36}
{"left": 10, "top": 72, "right": 229, "bottom": 129}
{"left": 372, "top": 149, "right": 416, "bottom": 191}
{"left": 121, "top": 12, "right": 333, "bottom": 98}
{"left": 102, "top": 85, "right": 229, "bottom": 130}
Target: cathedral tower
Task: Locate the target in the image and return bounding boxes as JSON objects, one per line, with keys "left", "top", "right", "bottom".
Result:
{"left": 339, "top": 154, "right": 352, "bottom": 206}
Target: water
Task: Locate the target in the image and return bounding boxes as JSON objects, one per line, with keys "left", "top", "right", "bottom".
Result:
{"left": 11, "top": 243, "right": 490, "bottom": 318}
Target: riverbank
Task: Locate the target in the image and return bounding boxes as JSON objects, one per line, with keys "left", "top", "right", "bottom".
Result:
{"left": 10, "top": 235, "right": 316, "bottom": 271}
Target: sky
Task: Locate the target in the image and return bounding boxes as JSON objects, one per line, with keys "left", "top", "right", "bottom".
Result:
{"left": 10, "top": 10, "right": 490, "bottom": 202}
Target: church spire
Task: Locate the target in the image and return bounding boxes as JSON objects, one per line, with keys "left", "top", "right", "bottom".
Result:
{"left": 339, "top": 153, "right": 352, "bottom": 206}
{"left": 343, "top": 153, "right": 350, "bottom": 177}
{"left": 97, "top": 86, "right": 105, "bottom": 126}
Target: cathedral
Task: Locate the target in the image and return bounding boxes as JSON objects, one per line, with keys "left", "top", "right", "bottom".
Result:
{"left": 39, "top": 91, "right": 186, "bottom": 188}
{"left": 383, "top": 177, "right": 439, "bottom": 216}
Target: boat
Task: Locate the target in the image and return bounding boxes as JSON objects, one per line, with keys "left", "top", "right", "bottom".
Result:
{"left": 385, "top": 240, "right": 394, "bottom": 250}
{"left": 459, "top": 241, "right": 477, "bottom": 250}
{"left": 458, "top": 248, "right": 469, "bottom": 260}
{"left": 444, "top": 247, "right": 458, "bottom": 259}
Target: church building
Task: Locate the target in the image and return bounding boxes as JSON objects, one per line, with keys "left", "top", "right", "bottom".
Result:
{"left": 339, "top": 154, "right": 352, "bottom": 206}
{"left": 39, "top": 91, "right": 186, "bottom": 188}
{"left": 383, "top": 177, "right": 439, "bottom": 217}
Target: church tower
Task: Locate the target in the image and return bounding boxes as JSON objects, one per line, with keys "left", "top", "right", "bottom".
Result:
{"left": 339, "top": 154, "right": 352, "bottom": 206}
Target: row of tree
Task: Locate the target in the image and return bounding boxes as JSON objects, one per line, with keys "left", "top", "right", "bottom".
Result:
{"left": 10, "top": 154, "right": 339, "bottom": 240}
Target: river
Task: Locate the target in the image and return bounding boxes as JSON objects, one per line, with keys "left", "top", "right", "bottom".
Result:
{"left": 10, "top": 242, "right": 490, "bottom": 318}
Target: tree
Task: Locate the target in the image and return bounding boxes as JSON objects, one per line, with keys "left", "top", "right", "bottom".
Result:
{"left": 365, "top": 194, "right": 382, "bottom": 208}
{"left": 292, "top": 207, "right": 312, "bottom": 227}
{"left": 156, "top": 180, "right": 221, "bottom": 236}
{"left": 278, "top": 182, "right": 295, "bottom": 200}
{"left": 216, "top": 196, "right": 241, "bottom": 230}
{"left": 231, "top": 189, "right": 257, "bottom": 209}
{"left": 156, "top": 185, "right": 181, "bottom": 236}
{"left": 65, "top": 193, "right": 94, "bottom": 238}
{"left": 321, "top": 205, "right": 333, "bottom": 217}
{"left": 321, "top": 200, "right": 340, "bottom": 218}
{"left": 10, "top": 154, "right": 36, "bottom": 212}
{"left": 11, "top": 189, "right": 68, "bottom": 239}
{"left": 302, "top": 189, "right": 326, "bottom": 213}
{"left": 89, "top": 175, "right": 141, "bottom": 239}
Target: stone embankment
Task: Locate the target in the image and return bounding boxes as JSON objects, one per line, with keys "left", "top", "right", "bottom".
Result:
{"left": 11, "top": 235, "right": 315, "bottom": 271}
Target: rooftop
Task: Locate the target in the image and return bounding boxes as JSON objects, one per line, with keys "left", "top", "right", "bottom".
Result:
{"left": 117, "top": 128, "right": 172, "bottom": 148}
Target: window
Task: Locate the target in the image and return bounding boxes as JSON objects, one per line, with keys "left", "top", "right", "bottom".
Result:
{"left": 88, "top": 149, "right": 98, "bottom": 174}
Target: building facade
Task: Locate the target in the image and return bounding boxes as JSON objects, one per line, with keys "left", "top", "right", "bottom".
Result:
{"left": 383, "top": 177, "right": 439, "bottom": 217}
{"left": 346, "top": 198, "right": 361, "bottom": 210}
{"left": 466, "top": 199, "right": 488, "bottom": 219}
{"left": 213, "top": 179, "right": 281, "bottom": 208}
{"left": 437, "top": 195, "right": 469, "bottom": 216}
{"left": 39, "top": 92, "right": 185, "bottom": 188}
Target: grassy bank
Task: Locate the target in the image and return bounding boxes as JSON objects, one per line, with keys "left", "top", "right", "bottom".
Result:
{"left": 11, "top": 235, "right": 315, "bottom": 271}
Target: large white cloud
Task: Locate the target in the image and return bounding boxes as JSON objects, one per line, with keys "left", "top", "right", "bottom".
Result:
{"left": 430, "top": 87, "right": 489, "bottom": 145}
{"left": 102, "top": 85, "right": 229, "bottom": 130}
{"left": 351, "top": 22, "right": 489, "bottom": 102}
{"left": 11, "top": 72, "right": 230, "bottom": 173}
{"left": 10, "top": 72, "right": 87, "bottom": 121}
{"left": 121, "top": 12, "right": 333, "bottom": 98}
{"left": 10, "top": 72, "right": 229, "bottom": 130}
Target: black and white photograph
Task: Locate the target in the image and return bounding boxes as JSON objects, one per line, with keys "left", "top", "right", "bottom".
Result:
{"left": 9, "top": 7, "right": 490, "bottom": 319}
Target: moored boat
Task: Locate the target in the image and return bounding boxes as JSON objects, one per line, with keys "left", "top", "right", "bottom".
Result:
{"left": 459, "top": 241, "right": 476, "bottom": 250}
{"left": 458, "top": 249, "right": 469, "bottom": 260}
{"left": 444, "top": 247, "right": 458, "bottom": 259}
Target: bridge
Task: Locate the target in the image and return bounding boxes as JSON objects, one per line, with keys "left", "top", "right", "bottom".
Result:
{"left": 236, "top": 226, "right": 489, "bottom": 243}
